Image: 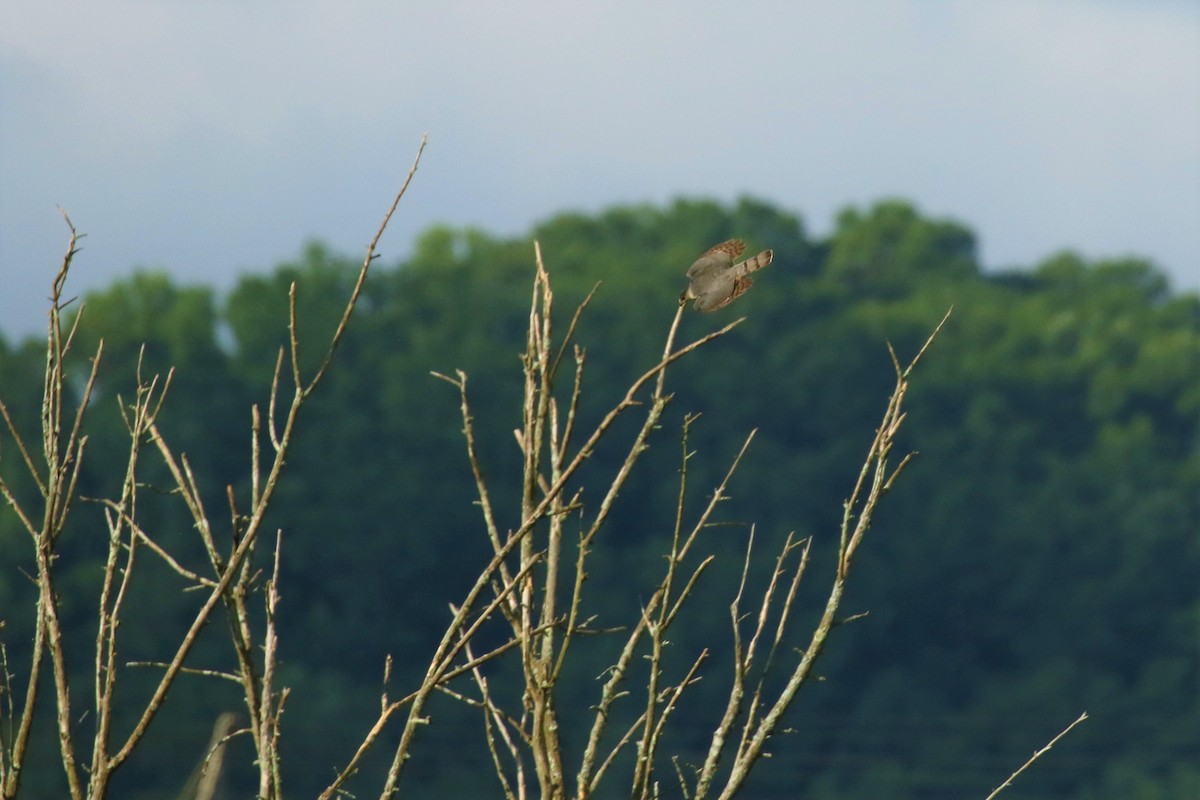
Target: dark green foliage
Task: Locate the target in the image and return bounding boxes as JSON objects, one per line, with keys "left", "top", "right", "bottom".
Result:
{"left": 826, "top": 199, "right": 979, "bottom": 295}
{"left": 1, "top": 197, "right": 1195, "bottom": 798}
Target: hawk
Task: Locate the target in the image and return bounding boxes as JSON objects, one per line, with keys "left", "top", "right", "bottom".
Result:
{"left": 679, "top": 240, "right": 774, "bottom": 312}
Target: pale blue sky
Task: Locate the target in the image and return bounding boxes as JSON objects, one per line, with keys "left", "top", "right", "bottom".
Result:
{"left": 2, "top": 1, "right": 1198, "bottom": 341}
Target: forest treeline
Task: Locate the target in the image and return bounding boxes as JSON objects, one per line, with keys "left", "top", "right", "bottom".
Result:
{"left": 0, "top": 197, "right": 1197, "bottom": 798}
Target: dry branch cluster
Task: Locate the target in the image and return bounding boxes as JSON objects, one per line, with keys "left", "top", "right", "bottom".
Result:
{"left": 416, "top": 246, "right": 950, "bottom": 800}
{"left": 0, "top": 139, "right": 427, "bottom": 800}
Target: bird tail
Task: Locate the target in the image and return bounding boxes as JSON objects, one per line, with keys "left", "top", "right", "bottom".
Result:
{"left": 732, "top": 249, "right": 773, "bottom": 278}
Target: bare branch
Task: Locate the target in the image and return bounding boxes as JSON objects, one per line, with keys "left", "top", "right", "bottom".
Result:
{"left": 984, "top": 712, "right": 1088, "bottom": 800}
{"left": 0, "top": 398, "right": 45, "bottom": 495}
{"left": 306, "top": 133, "right": 429, "bottom": 393}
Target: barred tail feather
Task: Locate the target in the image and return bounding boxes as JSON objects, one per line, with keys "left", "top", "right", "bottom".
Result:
{"left": 733, "top": 249, "right": 773, "bottom": 278}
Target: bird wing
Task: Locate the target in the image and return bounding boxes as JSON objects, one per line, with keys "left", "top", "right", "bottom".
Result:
{"left": 702, "top": 277, "right": 753, "bottom": 312}
{"left": 686, "top": 239, "right": 745, "bottom": 278}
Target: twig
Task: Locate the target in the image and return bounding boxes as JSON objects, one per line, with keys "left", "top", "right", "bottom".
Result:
{"left": 983, "top": 712, "right": 1088, "bottom": 800}
{"left": 306, "top": 134, "right": 428, "bottom": 394}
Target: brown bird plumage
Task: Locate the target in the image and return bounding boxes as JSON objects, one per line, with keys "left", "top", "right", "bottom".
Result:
{"left": 679, "top": 240, "right": 774, "bottom": 312}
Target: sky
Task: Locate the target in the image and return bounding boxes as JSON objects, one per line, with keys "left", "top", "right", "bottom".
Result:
{"left": 2, "top": 1, "right": 1198, "bottom": 342}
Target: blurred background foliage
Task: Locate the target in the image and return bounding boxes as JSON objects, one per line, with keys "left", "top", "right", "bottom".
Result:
{"left": 1, "top": 197, "right": 1196, "bottom": 799}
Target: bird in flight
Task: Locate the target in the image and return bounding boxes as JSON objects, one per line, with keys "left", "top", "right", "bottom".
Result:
{"left": 679, "top": 240, "right": 773, "bottom": 312}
